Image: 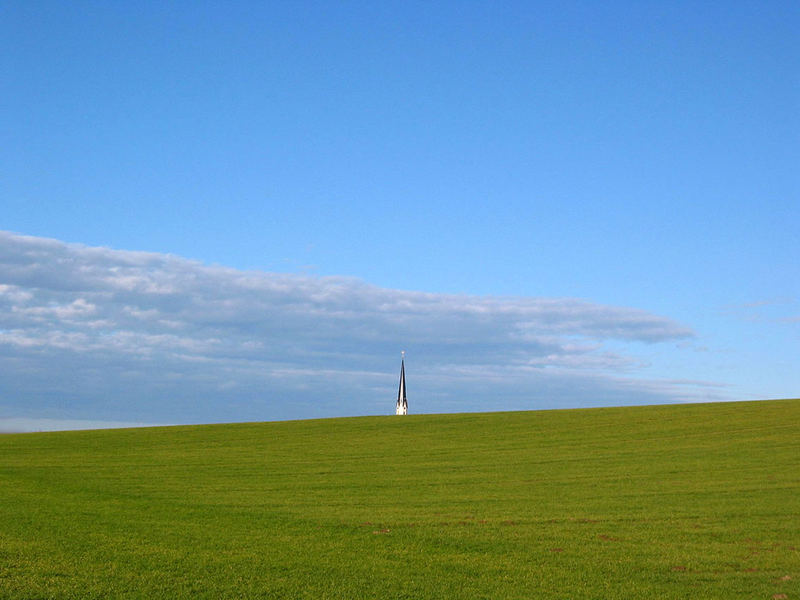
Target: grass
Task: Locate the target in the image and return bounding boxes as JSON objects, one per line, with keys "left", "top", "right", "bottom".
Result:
{"left": 0, "top": 399, "right": 798, "bottom": 598}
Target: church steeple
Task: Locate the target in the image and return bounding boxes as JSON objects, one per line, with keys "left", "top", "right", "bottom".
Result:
{"left": 396, "top": 351, "right": 408, "bottom": 415}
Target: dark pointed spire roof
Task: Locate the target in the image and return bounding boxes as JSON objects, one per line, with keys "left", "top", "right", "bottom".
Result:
{"left": 396, "top": 352, "right": 407, "bottom": 413}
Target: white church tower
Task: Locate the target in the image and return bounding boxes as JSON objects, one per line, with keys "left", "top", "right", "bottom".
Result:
{"left": 396, "top": 351, "right": 408, "bottom": 415}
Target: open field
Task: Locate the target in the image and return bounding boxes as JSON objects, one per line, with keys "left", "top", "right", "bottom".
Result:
{"left": 1, "top": 399, "right": 798, "bottom": 599}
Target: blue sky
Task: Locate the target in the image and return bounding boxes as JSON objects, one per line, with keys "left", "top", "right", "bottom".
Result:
{"left": 1, "top": 1, "right": 798, "bottom": 431}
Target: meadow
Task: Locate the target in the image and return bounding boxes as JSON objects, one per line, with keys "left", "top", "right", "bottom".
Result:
{"left": 0, "top": 399, "right": 798, "bottom": 599}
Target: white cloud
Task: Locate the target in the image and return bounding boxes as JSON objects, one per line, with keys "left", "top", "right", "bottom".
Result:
{"left": 0, "top": 230, "right": 707, "bottom": 425}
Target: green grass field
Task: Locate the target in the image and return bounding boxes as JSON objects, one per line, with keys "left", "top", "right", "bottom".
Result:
{"left": 1, "top": 399, "right": 798, "bottom": 599}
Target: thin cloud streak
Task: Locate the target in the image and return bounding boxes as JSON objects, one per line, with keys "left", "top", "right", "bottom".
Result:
{"left": 0, "top": 231, "right": 705, "bottom": 425}
{"left": 0, "top": 417, "right": 163, "bottom": 434}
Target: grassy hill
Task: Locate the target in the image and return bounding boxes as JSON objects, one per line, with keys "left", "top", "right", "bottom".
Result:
{"left": 1, "top": 399, "right": 798, "bottom": 599}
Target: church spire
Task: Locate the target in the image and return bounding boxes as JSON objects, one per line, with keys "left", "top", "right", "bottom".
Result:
{"left": 396, "top": 351, "right": 408, "bottom": 415}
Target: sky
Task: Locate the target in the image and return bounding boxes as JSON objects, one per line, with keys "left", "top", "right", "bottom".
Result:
{"left": 1, "top": 1, "right": 798, "bottom": 432}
